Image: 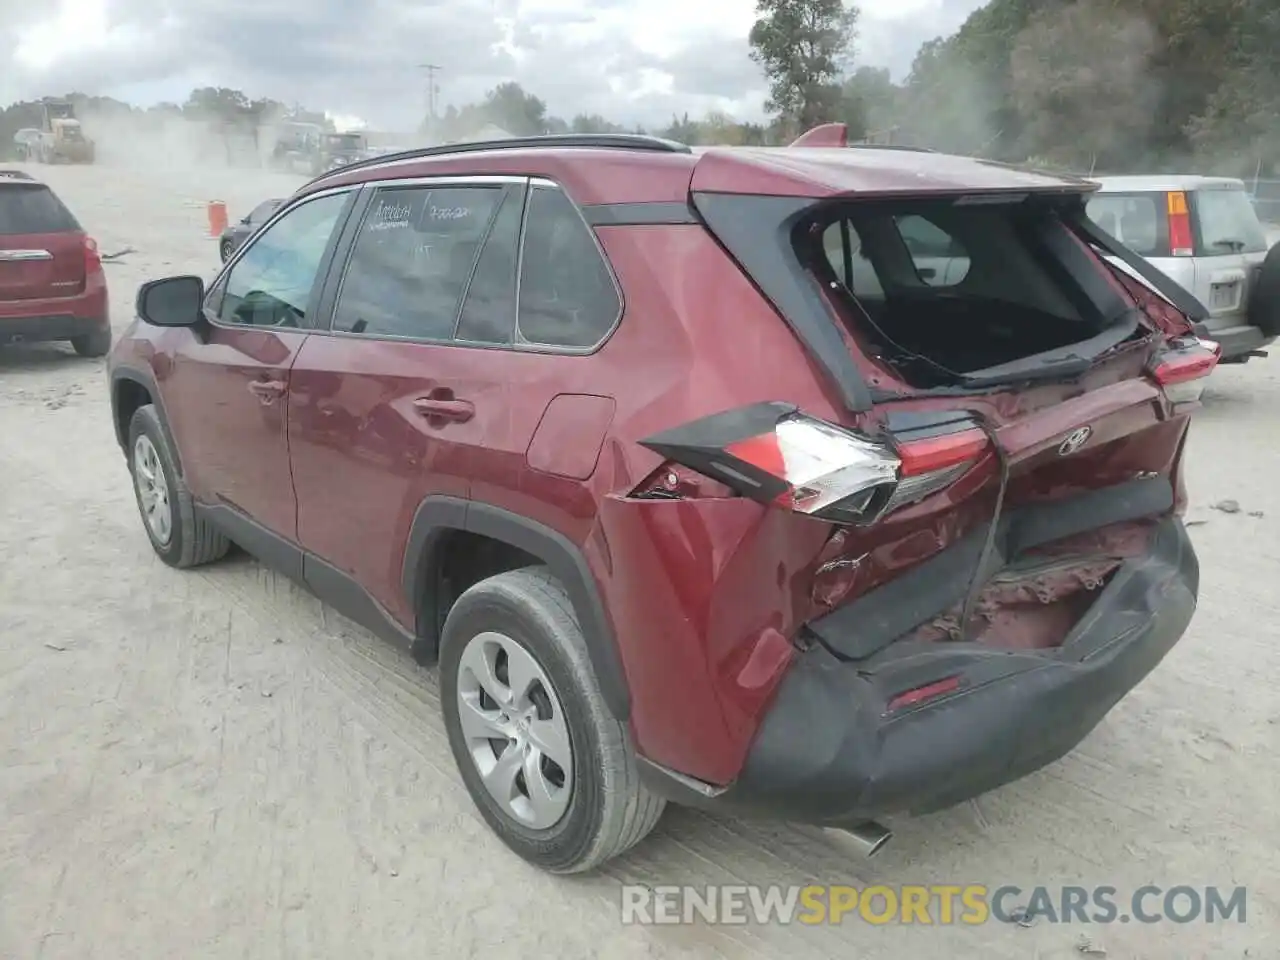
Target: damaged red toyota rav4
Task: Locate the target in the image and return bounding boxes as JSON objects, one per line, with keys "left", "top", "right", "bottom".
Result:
{"left": 106, "top": 125, "right": 1217, "bottom": 873}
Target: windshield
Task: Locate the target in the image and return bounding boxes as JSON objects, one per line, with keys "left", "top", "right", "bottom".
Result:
{"left": 327, "top": 135, "right": 362, "bottom": 150}
{"left": 1194, "top": 188, "right": 1268, "bottom": 255}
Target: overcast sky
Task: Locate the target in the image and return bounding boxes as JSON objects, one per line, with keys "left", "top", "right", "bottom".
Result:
{"left": 0, "top": 0, "right": 982, "bottom": 131}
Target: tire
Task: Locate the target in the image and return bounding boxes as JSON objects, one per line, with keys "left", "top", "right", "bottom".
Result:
{"left": 126, "top": 404, "right": 230, "bottom": 569}
{"left": 219, "top": 239, "right": 234, "bottom": 262}
{"left": 1247, "top": 242, "right": 1280, "bottom": 337}
{"left": 71, "top": 327, "right": 112, "bottom": 357}
{"left": 440, "top": 566, "right": 664, "bottom": 873}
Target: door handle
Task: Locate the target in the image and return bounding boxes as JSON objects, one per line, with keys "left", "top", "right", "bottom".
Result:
{"left": 248, "top": 379, "right": 287, "bottom": 400}
{"left": 412, "top": 397, "right": 474, "bottom": 422}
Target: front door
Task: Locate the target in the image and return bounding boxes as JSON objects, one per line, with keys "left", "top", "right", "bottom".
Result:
{"left": 288, "top": 178, "right": 525, "bottom": 624}
{"left": 163, "top": 188, "right": 355, "bottom": 550}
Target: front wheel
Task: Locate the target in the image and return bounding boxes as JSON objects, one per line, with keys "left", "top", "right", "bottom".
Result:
{"left": 127, "top": 404, "right": 230, "bottom": 568}
{"left": 219, "top": 238, "right": 234, "bottom": 262}
{"left": 439, "top": 567, "right": 665, "bottom": 873}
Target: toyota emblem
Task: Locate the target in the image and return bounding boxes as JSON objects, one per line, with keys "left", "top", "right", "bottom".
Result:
{"left": 1058, "top": 426, "right": 1092, "bottom": 456}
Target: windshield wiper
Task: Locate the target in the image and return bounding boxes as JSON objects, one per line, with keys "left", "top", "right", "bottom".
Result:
{"left": 1211, "top": 238, "right": 1247, "bottom": 252}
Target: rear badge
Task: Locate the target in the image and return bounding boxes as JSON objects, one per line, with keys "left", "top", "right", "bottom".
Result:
{"left": 1058, "top": 426, "right": 1092, "bottom": 456}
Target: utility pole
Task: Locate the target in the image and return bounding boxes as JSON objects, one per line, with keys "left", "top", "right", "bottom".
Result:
{"left": 419, "top": 63, "right": 441, "bottom": 140}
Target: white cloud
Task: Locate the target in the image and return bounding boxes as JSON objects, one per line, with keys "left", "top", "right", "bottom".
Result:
{"left": 1, "top": 0, "right": 985, "bottom": 130}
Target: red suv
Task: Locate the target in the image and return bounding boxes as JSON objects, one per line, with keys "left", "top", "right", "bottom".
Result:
{"left": 107, "top": 129, "right": 1217, "bottom": 873}
{"left": 1, "top": 169, "right": 111, "bottom": 355}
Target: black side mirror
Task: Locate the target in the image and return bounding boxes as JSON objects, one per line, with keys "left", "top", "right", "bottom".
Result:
{"left": 137, "top": 276, "right": 205, "bottom": 327}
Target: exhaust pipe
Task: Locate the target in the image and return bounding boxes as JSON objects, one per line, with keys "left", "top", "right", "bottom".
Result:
{"left": 826, "top": 821, "right": 892, "bottom": 857}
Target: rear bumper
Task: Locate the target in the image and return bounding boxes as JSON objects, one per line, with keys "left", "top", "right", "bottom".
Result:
{"left": 641, "top": 516, "right": 1198, "bottom": 825}
{"left": 0, "top": 286, "right": 108, "bottom": 343}
{"left": 1192, "top": 321, "right": 1273, "bottom": 360}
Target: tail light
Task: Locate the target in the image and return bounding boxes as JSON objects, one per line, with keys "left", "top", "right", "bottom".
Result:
{"left": 638, "top": 402, "right": 990, "bottom": 524}
{"left": 1167, "top": 191, "right": 1194, "bottom": 257}
{"left": 83, "top": 236, "right": 102, "bottom": 276}
{"left": 886, "top": 675, "right": 961, "bottom": 714}
{"left": 1150, "top": 340, "right": 1219, "bottom": 405}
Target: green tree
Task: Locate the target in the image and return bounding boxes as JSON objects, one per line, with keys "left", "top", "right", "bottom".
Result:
{"left": 748, "top": 0, "right": 858, "bottom": 137}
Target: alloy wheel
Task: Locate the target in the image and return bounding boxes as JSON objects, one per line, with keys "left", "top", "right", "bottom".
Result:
{"left": 133, "top": 435, "right": 173, "bottom": 545}
{"left": 455, "top": 631, "right": 573, "bottom": 829}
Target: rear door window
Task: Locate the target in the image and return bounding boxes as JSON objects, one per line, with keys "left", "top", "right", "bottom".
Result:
{"left": 455, "top": 187, "right": 525, "bottom": 344}
{"left": 331, "top": 184, "right": 506, "bottom": 341}
{"left": 1085, "top": 193, "right": 1165, "bottom": 257}
{"left": 0, "top": 185, "right": 80, "bottom": 235}
{"left": 516, "top": 185, "right": 621, "bottom": 349}
{"left": 1193, "top": 188, "right": 1268, "bottom": 256}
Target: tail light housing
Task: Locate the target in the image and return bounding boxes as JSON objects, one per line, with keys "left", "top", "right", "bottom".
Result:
{"left": 1150, "top": 339, "right": 1219, "bottom": 406}
{"left": 638, "top": 402, "right": 990, "bottom": 524}
{"left": 83, "top": 235, "right": 102, "bottom": 276}
{"left": 1166, "top": 191, "right": 1194, "bottom": 257}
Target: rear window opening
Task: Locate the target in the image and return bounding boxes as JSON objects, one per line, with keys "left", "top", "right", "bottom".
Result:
{"left": 0, "top": 184, "right": 81, "bottom": 236}
{"left": 806, "top": 197, "right": 1144, "bottom": 390}
{"left": 1192, "top": 188, "right": 1268, "bottom": 256}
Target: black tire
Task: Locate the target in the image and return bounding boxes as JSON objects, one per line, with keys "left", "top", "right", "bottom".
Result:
{"left": 440, "top": 567, "right": 665, "bottom": 873}
{"left": 219, "top": 239, "right": 234, "bottom": 262}
{"left": 126, "top": 404, "right": 230, "bottom": 569}
{"left": 71, "top": 327, "right": 112, "bottom": 357}
{"left": 1247, "top": 242, "right": 1280, "bottom": 337}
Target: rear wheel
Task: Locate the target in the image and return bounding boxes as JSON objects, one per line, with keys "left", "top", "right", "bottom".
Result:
{"left": 71, "top": 327, "right": 112, "bottom": 357}
{"left": 219, "top": 238, "right": 234, "bottom": 262}
{"left": 127, "top": 404, "right": 230, "bottom": 568}
{"left": 439, "top": 567, "right": 664, "bottom": 873}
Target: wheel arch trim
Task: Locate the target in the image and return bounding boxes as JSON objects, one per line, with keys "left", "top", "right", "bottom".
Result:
{"left": 110, "top": 364, "right": 185, "bottom": 477}
{"left": 402, "top": 496, "right": 631, "bottom": 721}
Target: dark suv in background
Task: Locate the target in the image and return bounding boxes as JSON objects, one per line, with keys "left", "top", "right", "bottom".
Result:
{"left": 1, "top": 169, "right": 111, "bottom": 355}
{"left": 107, "top": 129, "right": 1216, "bottom": 873}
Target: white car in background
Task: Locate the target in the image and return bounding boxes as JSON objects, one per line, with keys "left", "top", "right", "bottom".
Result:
{"left": 1087, "top": 175, "right": 1279, "bottom": 362}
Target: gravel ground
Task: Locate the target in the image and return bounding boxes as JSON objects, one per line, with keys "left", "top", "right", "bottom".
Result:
{"left": 1, "top": 160, "right": 1277, "bottom": 960}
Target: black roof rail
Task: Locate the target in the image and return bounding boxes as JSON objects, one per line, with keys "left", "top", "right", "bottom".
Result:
{"left": 303, "top": 133, "right": 692, "bottom": 189}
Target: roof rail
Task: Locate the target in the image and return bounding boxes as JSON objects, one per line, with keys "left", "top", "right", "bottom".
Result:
{"left": 846, "top": 143, "right": 938, "bottom": 153}
{"left": 303, "top": 133, "right": 692, "bottom": 189}
{"left": 0, "top": 169, "right": 36, "bottom": 181}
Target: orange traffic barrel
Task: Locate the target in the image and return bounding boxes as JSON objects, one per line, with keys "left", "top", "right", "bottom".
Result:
{"left": 207, "top": 200, "right": 229, "bottom": 237}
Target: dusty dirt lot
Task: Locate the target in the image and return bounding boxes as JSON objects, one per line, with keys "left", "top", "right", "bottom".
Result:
{"left": 1, "top": 160, "right": 1277, "bottom": 960}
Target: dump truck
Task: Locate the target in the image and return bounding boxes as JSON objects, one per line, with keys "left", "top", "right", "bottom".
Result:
{"left": 34, "top": 100, "right": 95, "bottom": 164}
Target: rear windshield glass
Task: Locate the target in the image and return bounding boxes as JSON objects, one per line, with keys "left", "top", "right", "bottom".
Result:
{"left": 1085, "top": 193, "right": 1164, "bottom": 257}
{"left": 0, "top": 185, "right": 80, "bottom": 235}
{"left": 812, "top": 199, "right": 1133, "bottom": 386}
{"left": 1194, "top": 188, "right": 1268, "bottom": 256}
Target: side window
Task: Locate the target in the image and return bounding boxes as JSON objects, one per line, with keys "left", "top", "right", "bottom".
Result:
{"left": 331, "top": 185, "right": 504, "bottom": 341}
{"left": 455, "top": 188, "right": 525, "bottom": 344}
{"left": 822, "top": 221, "right": 884, "bottom": 298}
{"left": 517, "top": 186, "right": 620, "bottom": 349}
{"left": 215, "top": 192, "right": 348, "bottom": 328}
{"left": 892, "top": 214, "right": 970, "bottom": 286}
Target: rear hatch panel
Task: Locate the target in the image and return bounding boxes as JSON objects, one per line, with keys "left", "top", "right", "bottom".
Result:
{"left": 0, "top": 181, "right": 85, "bottom": 303}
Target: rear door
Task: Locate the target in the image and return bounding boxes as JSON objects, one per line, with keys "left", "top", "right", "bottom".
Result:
{"left": 1188, "top": 185, "right": 1270, "bottom": 328}
{"left": 0, "top": 180, "right": 84, "bottom": 303}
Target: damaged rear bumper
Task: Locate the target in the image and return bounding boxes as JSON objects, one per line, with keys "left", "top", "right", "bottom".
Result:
{"left": 640, "top": 516, "right": 1198, "bottom": 825}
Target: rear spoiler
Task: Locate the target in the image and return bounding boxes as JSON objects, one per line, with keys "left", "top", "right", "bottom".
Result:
{"left": 1070, "top": 210, "right": 1210, "bottom": 322}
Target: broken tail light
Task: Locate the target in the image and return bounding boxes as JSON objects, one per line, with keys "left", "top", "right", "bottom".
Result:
{"left": 1150, "top": 340, "right": 1219, "bottom": 406}
{"left": 638, "top": 402, "right": 991, "bottom": 524}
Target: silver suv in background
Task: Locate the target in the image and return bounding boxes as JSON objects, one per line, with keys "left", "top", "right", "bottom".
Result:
{"left": 1088, "top": 175, "right": 1279, "bottom": 362}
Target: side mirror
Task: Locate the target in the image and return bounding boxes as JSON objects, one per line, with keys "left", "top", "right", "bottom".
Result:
{"left": 137, "top": 275, "right": 205, "bottom": 328}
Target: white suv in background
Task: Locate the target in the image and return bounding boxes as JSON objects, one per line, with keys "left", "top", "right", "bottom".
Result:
{"left": 1088, "top": 175, "right": 1279, "bottom": 362}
